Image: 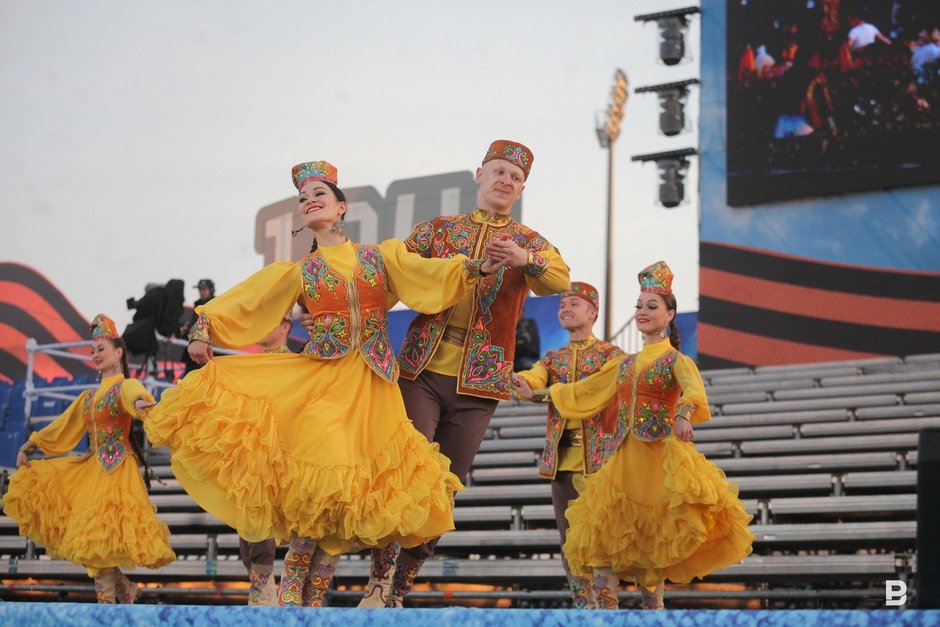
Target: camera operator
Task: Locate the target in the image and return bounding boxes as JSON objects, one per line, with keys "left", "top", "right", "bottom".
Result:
{"left": 124, "top": 280, "right": 185, "bottom": 358}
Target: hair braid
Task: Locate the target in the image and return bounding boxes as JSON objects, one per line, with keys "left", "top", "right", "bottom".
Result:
{"left": 668, "top": 320, "right": 682, "bottom": 351}
{"left": 663, "top": 293, "right": 682, "bottom": 351}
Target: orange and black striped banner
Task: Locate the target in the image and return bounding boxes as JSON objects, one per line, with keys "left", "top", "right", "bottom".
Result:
{"left": 698, "top": 242, "right": 940, "bottom": 369}
{"left": 0, "top": 263, "right": 94, "bottom": 382}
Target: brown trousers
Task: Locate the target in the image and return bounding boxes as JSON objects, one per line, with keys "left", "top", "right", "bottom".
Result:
{"left": 240, "top": 538, "right": 276, "bottom": 571}
{"left": 398, "top": 370, "right": 499, "bottom": 559}
{"left": 551, "top": 471, "right": 581, "bottom": 577}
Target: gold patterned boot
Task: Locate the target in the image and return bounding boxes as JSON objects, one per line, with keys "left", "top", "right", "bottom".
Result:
{"left": 385, "top": 551, "right": 424, "bottom": 608}
{"left": 277, "top": 534, "right": 316, "bottom": 607}
{"left": 357, "top": 542, "right": 400, "bottom": 608}
{"left": 94, "top": 569, "right": 117, "bottom": 604}
{"left": 640, "top": 582, "right": 665, "bottom": 610}
{"left": 568, "top": 574, "right": 598, "bottom": 609}
{"left": 248, "top": 563, "right": 277, "bottom": 606}
{"left": 114, "top": 569, "right": 139, "bottom": 604}
{"left": 592, "top": 567, "right": 621, "bottom": 610}
{"left": 301, "top": 547, "right": 339, "bottom": 607}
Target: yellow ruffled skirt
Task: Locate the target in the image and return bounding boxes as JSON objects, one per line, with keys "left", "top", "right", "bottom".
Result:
{"left": 145, "top": 352, "right": 462, "bottom": 553}
{"left": 3, "top": 455, "right": 175, "bottom": 576}
{"left": 563, "top": 435, "right": 754, "bottom": 587}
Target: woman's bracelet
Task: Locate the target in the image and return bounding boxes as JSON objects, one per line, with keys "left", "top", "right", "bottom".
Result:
{"left": 187, "top": 313, "right": 212, "bottom": 344}
{"left": 530, "top": 389, "right": 551, "bottom": 404}
{"left": 463, "top": 258, "right": 490, "bottom": 278}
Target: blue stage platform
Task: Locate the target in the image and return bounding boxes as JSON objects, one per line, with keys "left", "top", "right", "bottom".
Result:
{"left": 0, "top": 606, "right": 936, "bottom": 627}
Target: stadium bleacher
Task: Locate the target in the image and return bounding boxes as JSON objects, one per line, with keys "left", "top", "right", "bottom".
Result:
{"left": 0, "top": 352, "right": 936, "bottom": 607}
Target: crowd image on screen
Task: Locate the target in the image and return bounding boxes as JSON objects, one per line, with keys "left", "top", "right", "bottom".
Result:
{"left": 726, "top": 0, "right": 940, "bottom": 205}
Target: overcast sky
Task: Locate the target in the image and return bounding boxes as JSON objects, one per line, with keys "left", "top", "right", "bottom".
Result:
{"left": 1, "top": 0, "right": 701, "bottom": 334}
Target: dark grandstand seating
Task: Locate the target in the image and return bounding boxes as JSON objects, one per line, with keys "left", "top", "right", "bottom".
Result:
{"left": 0, "top": 352, "right": 936, "bottom": 606}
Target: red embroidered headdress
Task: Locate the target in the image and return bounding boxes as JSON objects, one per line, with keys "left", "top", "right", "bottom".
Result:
{"left": 638, "top": 260, "right": 674, "bottom": 295}
{"left": 292, "top": 160, "right": 339, "bottom": 190}
{"left": 562, "top": 281, "right": 600, "bottom": 309}
{"left": 482, "top": 139, "right": 534, "bottom": 179}
{"left": 90, "top": 314, "right": 119, "bottom": 340}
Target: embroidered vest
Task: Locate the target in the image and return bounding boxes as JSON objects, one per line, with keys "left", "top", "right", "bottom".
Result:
{"left": 615, "top": 350, "right": 685, "bottom": 442}
{"left": 398, "top": 213, "right": 554, "bottom": 400}
{"left": 81, "top": 382, "right": 132, "bottom": 473}
{"left": 299, "top": 243, "right": 398, "bottom": 383}
{"left": 538, "top": 339, "right": 625, "bottom": 479}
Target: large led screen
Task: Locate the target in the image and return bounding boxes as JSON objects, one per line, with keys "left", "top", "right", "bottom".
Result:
{"left": 726, "top": 0, "right": 940, "bottom": 206}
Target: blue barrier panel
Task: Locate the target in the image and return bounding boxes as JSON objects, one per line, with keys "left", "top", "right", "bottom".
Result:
{"left": 0, "top": 606, "right": 935, "bottom": 627}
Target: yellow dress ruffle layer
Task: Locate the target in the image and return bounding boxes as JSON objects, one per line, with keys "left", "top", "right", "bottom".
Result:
{"left": 145, "top": 351, "right": 463, "bottom": 553}
{"left": 563, "top": 435, "right": 754, "bottom": 587}
{"left": 3, "top": 454, "right": 175, "bottom": 574}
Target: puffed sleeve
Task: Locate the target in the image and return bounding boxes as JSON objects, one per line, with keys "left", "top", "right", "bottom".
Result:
{"left": 515, "top": 358, "right": 550, "bottom": 390}
{"left": 194, "top": 262, "right": 303, "bottom": 348}
{"left": 119, "top": 378, "right": 155, "bottom": 420}
{"left": 674, "top": 354, "right": 712, "bottom": 424}
{"left": 546, "top": 356, "right": 622, "bottom": 420}
{"left": 379, "top": 239, "right": 479, "bottom": 315}
{"left": 522, "top": 240, "right": 570, "bottom": 296}
{"left": 28, "top": 391, "right": 90, "bottom": 455}
{"left": 404, "top": 221, "right": 434, "bottom": 258}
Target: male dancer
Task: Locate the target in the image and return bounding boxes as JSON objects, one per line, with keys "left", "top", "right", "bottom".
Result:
{"left": 358, "top": 139, "right": 570, "bottom": 607}
{"left": 512, "top": 282, "right": 624, "bottom": 609}
{"left": 240, "top": 312, "right": 292, "bottom": 605}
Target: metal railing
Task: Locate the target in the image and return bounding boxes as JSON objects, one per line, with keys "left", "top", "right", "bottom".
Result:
{"left": 23, "top": 338, "right": 98, "bottom": 422}
{"left": 22, "top": 334, "right": 244, "bottom": 424}
{"left": 607, "top": 314, "right": 642, "bottom": 354}
{"left": 144, "top": 332, "right": 245, "bottom": 396}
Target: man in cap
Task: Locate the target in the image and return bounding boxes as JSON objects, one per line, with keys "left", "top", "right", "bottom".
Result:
{"left": 195, "top": 278, "right": 215, "bottom": 304}
{"left": 511, "top": 282, "right": 625, "bottom": 609}
{"left": 357, "top": 139, "right": 570, "bottom": 607}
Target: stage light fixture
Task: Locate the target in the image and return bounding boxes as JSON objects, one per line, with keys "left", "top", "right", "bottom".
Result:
{"left": 596, "top": 69, "right": 629, "bottom": 148}
{"left": 658, "top": 158, "right": 687, "bottom": 208}
{"left": 635, "top": 78, "right": 699, "bottom": 136}
{"left": 632, "top": 148, "right": 696, "bottom": 208}
{"left": 634, "top": 6, "right": 701, "bottom": 66}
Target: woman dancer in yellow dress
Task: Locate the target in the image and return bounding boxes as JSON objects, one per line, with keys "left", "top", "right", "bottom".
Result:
{"left": 4, "top": 314, "right": 175, "bottom": 603}
{"left": 512, "top": 261, "right": 753, "bottom": 609}
{"left": 146, "top": 160, "right": 502, "bottom": 607}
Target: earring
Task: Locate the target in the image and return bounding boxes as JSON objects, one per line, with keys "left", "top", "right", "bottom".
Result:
{"left": 659, "top": 323, "right": 669, "bottom": 339}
